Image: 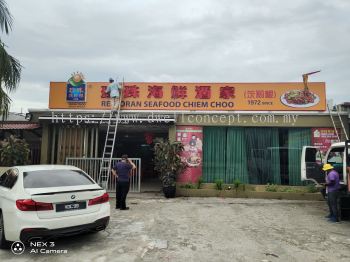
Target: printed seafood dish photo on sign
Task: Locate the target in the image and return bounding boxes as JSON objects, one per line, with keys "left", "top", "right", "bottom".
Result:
{"left": 280, "top": 71, "right": 322, "bottom": 108}
{"left": 281, "top": 89, "right": 320, "bottom": 108}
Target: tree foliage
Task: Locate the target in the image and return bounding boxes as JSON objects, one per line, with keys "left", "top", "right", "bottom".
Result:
{"left": 0, "top": 135, "right": 30, "bottom": 166}
{"left": 0, "top": 0, "right": 22, "bottom": 120}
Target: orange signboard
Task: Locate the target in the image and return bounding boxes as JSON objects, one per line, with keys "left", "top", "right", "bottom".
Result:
{"left": 49, "top": 82, "right": 326, "bottom": 111}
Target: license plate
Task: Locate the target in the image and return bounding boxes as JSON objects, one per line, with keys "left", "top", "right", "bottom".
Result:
{"left": 56, "top": 201, "right": 86, "bottom": 212}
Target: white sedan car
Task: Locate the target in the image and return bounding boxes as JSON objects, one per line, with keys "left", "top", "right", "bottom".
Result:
{"left": 0, "top": 165, "right": 110, "bottom": 248}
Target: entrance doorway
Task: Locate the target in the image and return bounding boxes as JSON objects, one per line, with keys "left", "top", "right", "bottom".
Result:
{"left": 99, "top": 124, "right": 169, "bottom": 192}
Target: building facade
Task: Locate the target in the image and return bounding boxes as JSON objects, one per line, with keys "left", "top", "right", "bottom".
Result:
{"left": 29, "top": 79, "right": 348, "bottom": 186}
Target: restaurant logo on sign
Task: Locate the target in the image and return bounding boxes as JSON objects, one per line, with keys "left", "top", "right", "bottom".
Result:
{"left": 50, "top": 82, "right": 326, "bottom": 111}
{"left": 66, "top": 72, "right": 86, "bottom": 102}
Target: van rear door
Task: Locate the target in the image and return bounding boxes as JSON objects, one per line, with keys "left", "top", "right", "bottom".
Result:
{"left": 301, "top": 146, "right": 324, "bottom": 184}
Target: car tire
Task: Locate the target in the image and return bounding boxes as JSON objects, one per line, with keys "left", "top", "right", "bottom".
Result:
{"left": 0, "top": 212, "right": 10, "bottom": 249}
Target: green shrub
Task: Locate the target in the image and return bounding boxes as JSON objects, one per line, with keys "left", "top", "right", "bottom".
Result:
{"left": 266, "top": 185, "right": 306, "bottom": 193}
{"left": 265, "top": 183, "right": 278, "bottom": 192}
{"left": 233, "top": 179, "right": 241, "bottom": 192}
{"left": 306, "top": 183, "right": 318, "bottom": 193}
{"left": 279, "top": 187, "right": 290, "bottom": 192}
{"left": 180, "top": 183, "right": 196, "bottom": 189}
{"left": 197, "top": 177, "right": 203, "bottom": 189}
{"left": 186, "top": 183, "right": 196, "bottom": 189}
{"left": 279, "top": 187, "right": 301, "bottom": 193}
{"left": 0, "top": 135, "right": 30, "bottom": 166}
{"left": 215, "top": 179, "right": 224, "bottom": 190}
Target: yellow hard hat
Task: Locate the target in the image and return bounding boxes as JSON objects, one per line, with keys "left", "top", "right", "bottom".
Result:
{"left": 322, "top": 163, "right": 334, "bottom": 171}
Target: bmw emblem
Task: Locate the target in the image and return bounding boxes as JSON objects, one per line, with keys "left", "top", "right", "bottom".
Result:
{"left": 71, "top": 195, "right": 76, "bottom": 199}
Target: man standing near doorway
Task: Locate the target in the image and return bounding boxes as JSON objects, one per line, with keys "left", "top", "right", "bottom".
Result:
{"left": 112, "top": 154, "right": 136, "bottom": 210}
{"left": 323, "top": 163, "right": 341, "bottom": 222}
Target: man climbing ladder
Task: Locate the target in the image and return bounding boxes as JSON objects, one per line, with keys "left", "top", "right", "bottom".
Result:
{"left": 98, "top": 77, "right": 124, "bottom": 189}
{"left": 106, "top": 77, "right": 123, "bottom": 109}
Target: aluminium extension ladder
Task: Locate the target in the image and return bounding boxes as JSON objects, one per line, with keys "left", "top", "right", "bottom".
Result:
{"left": 327, "top": 103, "right": 349, "bottom": 142}
{"left": 97, "top": 82, "right": 123, "bottom": 188}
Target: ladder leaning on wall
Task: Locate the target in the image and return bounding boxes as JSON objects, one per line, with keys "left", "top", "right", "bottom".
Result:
{"left": 97, "top": 79, "right": 124, "bottom": 188}
{"left": 327, "top": 103, "right": 349, "bottom": 142}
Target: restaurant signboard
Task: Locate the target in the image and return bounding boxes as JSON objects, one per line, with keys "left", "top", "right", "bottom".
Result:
{"left": 50, "top": 82, "right": 326, "bottom": 111}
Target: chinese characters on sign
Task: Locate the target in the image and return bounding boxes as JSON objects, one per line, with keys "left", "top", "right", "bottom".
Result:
{"left": 100, "top": 86, "right": 108, "bottom": 98}
{"left": 195, "top": 86, "right": 211, "bottom": 99}
{"left": 147, "top": 85, "right": 163, "bottom": 98}
{"left": 99, "top": 84, "right": 236, "bottom": 109}
{"left": 220, "top": 86, "right": 235, "bottom": 99}
{"left": 171, "top": 86, "right": 187, "bottom": 99}
{"left": 124, "top": 85, "right": 140, "bottom": 98}
{"left": 244, "top": 90, "right": 276, "bottom": 99}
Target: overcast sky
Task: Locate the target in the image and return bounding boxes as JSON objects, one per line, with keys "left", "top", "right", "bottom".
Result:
{"left": 3, "top": 0, "right": 350, "bottom": 112}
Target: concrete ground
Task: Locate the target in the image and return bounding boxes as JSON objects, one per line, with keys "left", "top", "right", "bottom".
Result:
{"left": 1, "top": 195, "right": 350, "bottom": 262}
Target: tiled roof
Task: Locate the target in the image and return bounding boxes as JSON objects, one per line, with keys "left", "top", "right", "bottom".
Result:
{"left": 0, "top": 123, "right": 40, "bottom": 130}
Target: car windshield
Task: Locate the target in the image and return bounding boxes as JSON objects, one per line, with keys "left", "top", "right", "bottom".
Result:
{"left": 23, "top": 169, "right": 95, "bottom": 188}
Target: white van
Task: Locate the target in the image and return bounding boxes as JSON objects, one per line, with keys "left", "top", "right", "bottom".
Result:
{"left": 301, "top": 141, "right": 349, "bottom": 187}
{"left": 301, "top": 141, "right": 350, "bottom": 218}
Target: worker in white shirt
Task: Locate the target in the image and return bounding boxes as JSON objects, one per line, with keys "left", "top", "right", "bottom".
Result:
{"left": 106, "top": 78, "right": 122, "bottom": 109}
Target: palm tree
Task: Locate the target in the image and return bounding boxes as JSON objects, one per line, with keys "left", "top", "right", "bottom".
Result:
{"left": 0, "top": 0, "right": 22, "bottom": 120}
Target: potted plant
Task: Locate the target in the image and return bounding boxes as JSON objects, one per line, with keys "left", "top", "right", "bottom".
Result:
{"left": 153, "top": 140, "right": 186, "bottom": 198}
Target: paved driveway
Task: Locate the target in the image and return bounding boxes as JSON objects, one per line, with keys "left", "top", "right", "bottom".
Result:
{"left": 1, "top": 196, "right": 350, "bottom": 261}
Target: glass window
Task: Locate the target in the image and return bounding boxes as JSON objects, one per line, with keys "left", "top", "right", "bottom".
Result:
{"left": 327, "top": 148, "right": 344, "bottom": 177}
{"left": 305, "top": 147, "right": 323, "bottom": 163}
{"left": 0, "top": 171, "right": 9, "bottom": 187}
{"left": 23, "top": 169, "right": 95, "bottom": 188}
{"left": 0, "top": 169, "right": 18, "bottom": 189}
